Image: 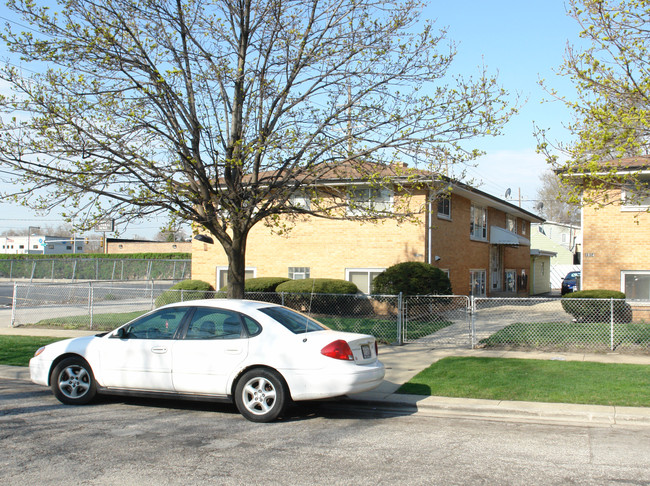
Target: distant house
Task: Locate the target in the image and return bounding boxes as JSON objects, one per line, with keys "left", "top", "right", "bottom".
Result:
{"left": 0, "top": 235, "right": 85, "bottom": 255}
{"left": 562, "top": 157, "right": 650, "bottom": 299}
{"left": 105, "top": 238, "right": 192, "bottom": 254}
{"left": 531, "top": 221, "right": 581, "bottom": 289}
{"left": 192, "top": 164, "right": 544, "bottom": 296}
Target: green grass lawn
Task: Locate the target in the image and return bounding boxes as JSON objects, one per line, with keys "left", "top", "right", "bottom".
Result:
{"left": 317, "top": 315, "right": 451, "bottom": 344}
{"left": 480, "top": 321, "right": 650, "bottom": 351}
{"left": 399, "top": 356, "right": 650, "bottom": 407}
{"left": 0, "top": 336, "right": 66, "bottom": 367}
{"left": 27, "top": 310, "right": 147, "bottom": 331}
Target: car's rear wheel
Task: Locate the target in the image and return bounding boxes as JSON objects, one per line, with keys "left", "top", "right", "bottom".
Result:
{"left": 234, "top": 368, "right": 287, "bottom": 422}
{"left": 51, "top": 357, "right": 97, "bottom": 405}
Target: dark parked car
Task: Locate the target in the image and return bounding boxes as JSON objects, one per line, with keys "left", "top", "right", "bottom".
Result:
{"left": 561, "top": 271, "right": 580, "bottom": 295}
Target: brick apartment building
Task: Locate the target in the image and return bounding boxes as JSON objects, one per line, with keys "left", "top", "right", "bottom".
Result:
{"left": 577, "top": 158, "right": 650, "bottom": 299}
{"left": 192, "top": 168, "right": 543, "bottom": 297}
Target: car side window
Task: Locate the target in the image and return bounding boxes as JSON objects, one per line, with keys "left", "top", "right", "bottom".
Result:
{"left": 185, "top": 308, "right": 244, "bottom": 340}
{"left": 120, "top": 308, "right": 188, "bottom": 339}
{"left": 243, "top": 316, "right": 262, "bottom": 337}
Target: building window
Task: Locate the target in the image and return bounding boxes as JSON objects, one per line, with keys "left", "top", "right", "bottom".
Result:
{"left": 621, "top": 183, "right": 650, "bottom": 210}
{"left": 521, "top": 221, "right": 527, "bottom": 236}
{"left": 290, "top": 193, "right": 311, "bottom": 211}
{"left": 622, "top": 271, "right": 650, "bottom": 300}
{"left": 288, "top": 267, "right": 310, "bottom": 280}
{"left": 19, "top": 245, "right": 24, "bottom": 249}
{"left": 47, "top": 244, "right": 54, "bottom": 249}
{"left": 437, "top": 196, "right": 451, "bottom": 220}
{"left": 470, "top": 205, "right": 487, "bottom": 240}
{"left": 346, "top": 268, "right": 385, "bottom": 294}
{"left": 216, "top": 266, "right": 256, "bottom": 290}
{"left": 32, "top": 245, "right": 39, "bottom": 249}
{"left": 506, "top": 215, "right": 516, "bottom": 233}
{"left": 347, "top": 187, "right": 393, "bottom": 216}
{"left": 66, "top": 246, "right": 72, "bottom": 250}
{"left": 470, "top": 269, "right": 486, "bottom": 297}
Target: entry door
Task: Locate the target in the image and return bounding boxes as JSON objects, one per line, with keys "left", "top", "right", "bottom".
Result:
{"left": 490, "top": 245, "right": 503, "bottom": 291}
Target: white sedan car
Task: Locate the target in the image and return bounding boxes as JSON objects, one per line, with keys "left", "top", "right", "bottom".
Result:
{"left": 30, "top": 299, "right": 385, "bottom": 422}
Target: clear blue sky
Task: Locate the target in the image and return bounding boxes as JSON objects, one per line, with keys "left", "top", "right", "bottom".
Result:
{"left": 0, "top": 0, "right": 583, "bottom": 236}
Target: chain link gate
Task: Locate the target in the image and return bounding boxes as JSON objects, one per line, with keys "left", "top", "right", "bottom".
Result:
{"left": 401, "top": 295, "right": 471, "bottom": 346}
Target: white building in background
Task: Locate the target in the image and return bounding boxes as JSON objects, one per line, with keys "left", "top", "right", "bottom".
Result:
{"left": 0, "top": 235, "right": 85, "bottom": 255}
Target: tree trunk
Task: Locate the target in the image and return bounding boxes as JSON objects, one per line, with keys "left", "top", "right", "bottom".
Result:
{"left": 226, "top": 232, "right": 247, "bottom": 299}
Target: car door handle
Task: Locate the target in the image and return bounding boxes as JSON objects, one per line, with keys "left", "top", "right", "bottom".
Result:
{"left": 151, "top": 346, "right": 168, "bottom": 354}
{"left": 226, "top": 348, "right": 242, "bottom": 354}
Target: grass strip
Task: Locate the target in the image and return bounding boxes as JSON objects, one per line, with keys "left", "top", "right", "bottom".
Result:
{"left": 398, "top": 356, "right": 650, "bottom": 407}
{"left": 27, "top": 310, "right": 148, "bottom": 331}
{"left": 0, "top": 336, "right": 66, "bottom": 367}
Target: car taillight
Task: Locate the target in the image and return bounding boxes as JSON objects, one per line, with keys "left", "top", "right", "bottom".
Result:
{"left": 321, "top": 340, "right": 354, "bottom": 361}
{"left": 375, "top": 341, "right": 379, "bottom": 356}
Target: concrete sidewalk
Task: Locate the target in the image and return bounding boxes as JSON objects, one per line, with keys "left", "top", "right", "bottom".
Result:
{"left": 3, "top": 325, "right": 650, "bottom": 427}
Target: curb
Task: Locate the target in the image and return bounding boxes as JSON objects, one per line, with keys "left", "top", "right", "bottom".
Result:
{"left": 341, "top": 393, "right": 650, "bottom": 427}
{"left": 5, "top": 364, "right": 650, "bottom": 427}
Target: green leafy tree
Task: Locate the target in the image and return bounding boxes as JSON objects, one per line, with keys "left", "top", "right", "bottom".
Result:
{"left": 536, "top": 0, "right": 650, "bottom": 209}
{"left": 0, "top": 0, "right": 516, "bottom": 298}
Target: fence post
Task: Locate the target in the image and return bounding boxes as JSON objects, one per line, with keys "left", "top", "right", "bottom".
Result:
{"left": 30, "top": 261, "right": 36, "bottom": 282}
{"left": 397, "top": 292, "right": 403, "bottom": 346}
{"left": 150, "top": 280, "right": 155, "bottom": 309}
{"left": 281, "top": 292, "right": 285, "bottom": 306}
{"left": 470, "top": 296, "right": 476, "bottom": 349}
{"left": 181, "top": 289, "right": 185, "bottom": 302}
{"left": 610, "top": 298, "right": 615, "bottom": 352}
{"left": 10, "top": 282, "right": 18, "bottom": 327}
{"left": 72, "top": 260, "right": 77, "bottom": 281}
{"left": 89, "top": 282, "right": 94, "bottom": 330}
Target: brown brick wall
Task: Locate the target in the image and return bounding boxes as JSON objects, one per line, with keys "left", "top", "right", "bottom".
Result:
{"left": 192, "top": 191, "right": 534, "bottom": 295}
{"left": 583, "top": 188, "right": 650, "bottom": 291}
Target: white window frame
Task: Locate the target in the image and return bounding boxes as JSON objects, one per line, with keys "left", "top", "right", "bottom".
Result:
{"left": 470, "top": 204, "right": 488, "bottom": 241}
{"left": 621, "top": 270, "right": 650, "bottom": 301}
{"left": 437, "top": 196, "right": 451, "bottom": 220}
{"left": 621, "top": 184, "right": 650, "bottom": 211}
{"left": 289, "top": 193, "right": 311, "bottom": 211}
{"left": 347, "top": 186, "right": 393, "bottom": 216}
{"left": 216, "top": 266, "right": 257, "bottom": 290}
{"left": 345, "top": 268, "right": 385, "bottom": 294}
{"left": 288, "top": 267, "right": 310, "bottom": 280}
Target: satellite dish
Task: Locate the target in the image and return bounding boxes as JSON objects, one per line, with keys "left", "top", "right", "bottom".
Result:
{"left": 535, "top": 202, "right": 544, "bottom": 211}
{"left": 504, "top": 188, "right": 512, "bottom": 199}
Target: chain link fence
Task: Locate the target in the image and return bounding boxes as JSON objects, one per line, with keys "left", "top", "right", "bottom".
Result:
{"left": 0, "top": 258, "right": 190, "bottom": 281}
{"left": 7, "top": 283, "right": 650, "bottom": 354}
{"left": 473, "top": 297, "right": 650, "bottom": 353}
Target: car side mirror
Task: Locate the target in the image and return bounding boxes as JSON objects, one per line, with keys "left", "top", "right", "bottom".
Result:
{"left": 115, "top": 327, "right": 128, "bottom": 339}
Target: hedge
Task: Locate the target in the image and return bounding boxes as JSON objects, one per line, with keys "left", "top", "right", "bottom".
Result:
{"left": 372, "top": 261, "right": 452, "bottom": 295}
{"left": 561, "top": 290, "right": 632, "bottom": 323}
{"left": 220, "top": 277, "right": 290, "bottom": 293}
{"left": 275, "top": 278, "right": 358, "bottom": 294}
{"left": 155, "top": 279, "right": 215, "bottom": 307}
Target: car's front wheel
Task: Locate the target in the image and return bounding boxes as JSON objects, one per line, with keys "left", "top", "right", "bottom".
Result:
{"left": 234, "top": 368, "right": 287, "bottom": 422}
{"left": 51, "top": 357, "right": 97, "bottom": 405}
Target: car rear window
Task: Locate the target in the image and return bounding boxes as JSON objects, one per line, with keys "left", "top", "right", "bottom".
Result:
{"left": 259, "top": 306, "right": 328, "bottom": 334}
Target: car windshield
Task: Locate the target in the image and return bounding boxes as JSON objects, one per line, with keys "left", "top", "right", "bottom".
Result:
{"left": 566, "top": 272, "right": 580, "bottom": 279}
{"left": 259, "top": 306, "right": 329, "bottom": 334}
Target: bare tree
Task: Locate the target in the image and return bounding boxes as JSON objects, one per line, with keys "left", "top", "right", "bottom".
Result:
{"left": 536, "top": 170, "right": 580, "bottom": 225}
{"left": 0, "top": 0, "right": 516, "bottom": 297}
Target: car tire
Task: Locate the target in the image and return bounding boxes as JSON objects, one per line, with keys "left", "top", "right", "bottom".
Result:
{"left": 234, "top": 368, "right": 287, "bottom": 423}
{"left": 51, "top": 357, "right": 97, "bottom": 405}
